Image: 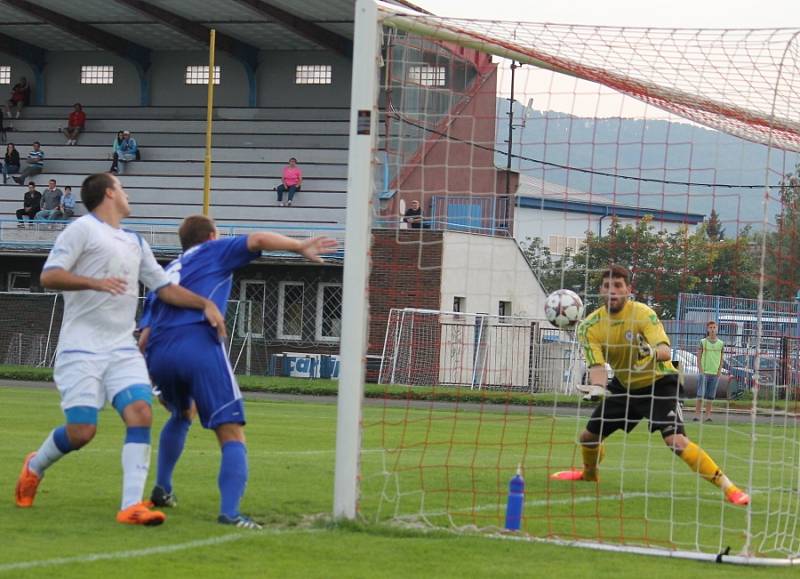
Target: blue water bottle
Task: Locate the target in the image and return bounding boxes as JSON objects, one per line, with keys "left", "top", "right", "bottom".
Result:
{"left": 504, "top": 465, "right": 525, "bottom": 531}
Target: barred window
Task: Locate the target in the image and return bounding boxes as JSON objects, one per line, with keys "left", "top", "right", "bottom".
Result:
{"left": 185, "top": 65, "right": 221, "bottom": 85}
{"left": 407, "top": 65, "right": 446, "bottom": 87}
{"left": 295, "top": 64, "right": 332, "bottom": 85}
{"left": 278, "top": 282, "right": 305, "bottom": 340}
{"left": 81, "top": 65, "right": 114, "bottom": 85}
{"left": 316, "top": 283, "right": 342, "bottom": 341}
{"left": 0, "top": 66, "right": 10, "bottom": 85}
{"left": 238, "top": 280, "right": 266, "bottom": 338}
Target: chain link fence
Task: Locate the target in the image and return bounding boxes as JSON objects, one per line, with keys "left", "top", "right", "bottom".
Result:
{"left": 0, "top": 275, "right": 343, "bottom": 376}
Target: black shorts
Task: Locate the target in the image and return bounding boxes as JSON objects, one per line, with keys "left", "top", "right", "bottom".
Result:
{"left": 586, "top": 374, "right": 685, "bottom": 439}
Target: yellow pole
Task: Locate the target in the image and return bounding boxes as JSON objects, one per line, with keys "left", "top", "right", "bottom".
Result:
{"left": 202, "top": 29, "right": 216, "bottom": 216}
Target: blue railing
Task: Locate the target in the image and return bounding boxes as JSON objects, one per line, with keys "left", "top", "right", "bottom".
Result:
{"left": 0, "top": 218, "right": 346, "bottom": 258}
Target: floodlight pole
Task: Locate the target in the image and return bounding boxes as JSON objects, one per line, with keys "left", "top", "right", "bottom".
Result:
{"left": 202, "top": 29, "right": 216, "bottom": 216}
{"left": 333, "top": 0, "right": 380, "bottom": 520}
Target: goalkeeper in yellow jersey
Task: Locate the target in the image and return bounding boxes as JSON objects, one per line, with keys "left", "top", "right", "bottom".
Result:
{"left": 551, "top": 264, "right": 749, "bottom": 506}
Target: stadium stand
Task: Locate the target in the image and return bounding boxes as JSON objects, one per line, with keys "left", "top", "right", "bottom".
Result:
{"left": 0, "top": 105, "right": 350, "bottom": 228}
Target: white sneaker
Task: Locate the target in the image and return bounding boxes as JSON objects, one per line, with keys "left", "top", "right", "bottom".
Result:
{"left": 15, "top": 111, "right": 20, "bottom": 119}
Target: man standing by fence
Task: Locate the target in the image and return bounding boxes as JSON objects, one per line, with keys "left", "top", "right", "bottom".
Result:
{"left": 694, "top": 321, "right": 724, "bottom": 422}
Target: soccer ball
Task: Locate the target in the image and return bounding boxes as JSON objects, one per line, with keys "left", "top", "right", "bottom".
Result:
{"left": 544, "top": 289, "right": 585, "bottom": 329}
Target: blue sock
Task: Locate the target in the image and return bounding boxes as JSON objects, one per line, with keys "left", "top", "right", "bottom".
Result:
{"left": 218, "top": 441, "right": 248, "bottom": 518}
{"left": 156, "top": 414, "right": 191, "bottom": 493}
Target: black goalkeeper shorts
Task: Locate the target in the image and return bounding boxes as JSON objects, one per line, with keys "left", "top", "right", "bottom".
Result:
{"left": 585, "top": 374, "right": 685, "bottom": 439}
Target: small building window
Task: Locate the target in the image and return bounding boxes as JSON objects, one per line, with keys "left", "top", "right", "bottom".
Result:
{"left": 185, "top": 65, "right": 221, "bottom": 85}
{"left": 498, "top": 300, "right": 512, "bottom": 323}
{"left": 295, "top": 65, "right": 332, "bottom": 85}
{"left": 8, "top": 272, "right": 31, "bottom": 293}
{"left": 81, "top": 65, "right": 114, "bottom": 85}
{"left": 278, "top": 281, "right": 305, "bottom": 340}
{"left": 407, "top": 65, "right": 447, "bottom": 87}
{"left": 238, "top": 280, "right": 265, "bottom": 338}
{"left": 0, "top": 66, "right": 10, "bottom": 84}
{"left": 453, "top": 296, "right": 465, "bottom": 313}
{"left": 316, "top": 283, "right": 342, "bottom": 342}
{"left": 548, "top": 235, "right": 584, "bottom": 256}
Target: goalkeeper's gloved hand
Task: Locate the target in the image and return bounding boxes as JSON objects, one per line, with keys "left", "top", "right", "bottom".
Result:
{"left": 576, "top": 384, "right": 608, "bottom": 402}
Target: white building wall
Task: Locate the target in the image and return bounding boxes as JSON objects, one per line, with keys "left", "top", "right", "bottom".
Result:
{"left": 514, "top": 206, "right": 696, "bottom": 250}
{"left": 440, "top": 231, "right": 548, "bottom": 318}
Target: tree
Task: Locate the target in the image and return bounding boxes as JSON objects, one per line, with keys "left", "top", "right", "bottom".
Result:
{"left": 764, "top": 163, "right": 800, "bottom": 301}
{"left": 706, "top": 209, "right": 725, "bottom": 240}
{"left": 522, "top": 215, "right": 760, "bottom": 320}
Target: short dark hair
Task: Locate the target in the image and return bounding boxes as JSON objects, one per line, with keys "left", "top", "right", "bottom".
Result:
{"left": 289, "top": 157, "right": 297, "bottom": 163}
{"left": 27, "top": 181, "right": 35, "bottom": 187}
{"left": 178, "top": 214, "right": 216, "bottom": 251}
{"left": 598, "top": 264, "right": 631, "bottom": 286}
{"left": 33, "top": 141, "right": 40, "bottom": 146}
{"left": 64, "top": 186, "right": 72, "bottom": 192}
{"left": 81, "top": 173, "right": 115, "bottom": 212}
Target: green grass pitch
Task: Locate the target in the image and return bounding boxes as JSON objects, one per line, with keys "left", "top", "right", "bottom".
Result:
{"left": 1, "top": 385, "right": 797, "bottom": 578}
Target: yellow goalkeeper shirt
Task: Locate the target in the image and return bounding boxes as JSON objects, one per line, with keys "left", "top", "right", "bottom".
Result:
{"left": 577, "top": 300, "right": 677, "bottom": 390}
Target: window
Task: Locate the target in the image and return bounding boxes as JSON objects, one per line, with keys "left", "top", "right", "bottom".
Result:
{"left": 278, "top": 282, "right": 304, "bottom": 340}
{"left": 8, "top": 272, "right": 31, "bottom": 293}
{"left": 316, "top": 283, "right": 342, "bottom": 342}
{"left": 238, "top": 280, "right": 265, "bottom": 338}
{"left": 498, "top": 300, "right": 512, "bottom": 323}
{"left": 548, "top": 235, "right": 584, "bottom": 255}
{"left": 295, "top": 64, "right": 332, "bottom": 85}
{"left": 0, "top": 66, "right": 10, "bottom": 84}
{"left": 185, "top": 65, "right": 221, "bottom": 85}
{"left": 453, "top": 296, "right": 465, "bottom": 313}
{"left": 81, "top": 65, "right": 114, "bottom": 85}
{"left": 408, "top": 65, "right": 447, "bottom": 87}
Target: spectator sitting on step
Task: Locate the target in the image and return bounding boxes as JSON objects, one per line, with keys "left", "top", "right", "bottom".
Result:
{"left": 56, "top": 185, "right": 76, "bottom": 220}
{"left": 15, "top": 181, "right": 41, "bottom": 226}
{"left": 110, "top": 130, "right": 138, "bottom": 174}
{"left": 402, "top": 199, "right": 423, "bottom": 229}
{"left": 5, "top": 77, "right": 30, "bottom": 120}
{"left": 12, "top": 141, "right": 44, "bottom": 185}
{"left": 61, "top": 103, "right": 86, "bottom": 146}
{"left": 276, "top": 157, "right": 302, "bottom": 207}
{"left": 35, "top": 179, "right": 64, "bottom": 221}
{"left": 2, "top": 142, "right": 20, "bottom": 184}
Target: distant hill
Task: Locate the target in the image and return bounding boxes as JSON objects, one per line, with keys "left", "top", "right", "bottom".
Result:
{"left": 495, "top": 99, "right": 800, "bottom": 231}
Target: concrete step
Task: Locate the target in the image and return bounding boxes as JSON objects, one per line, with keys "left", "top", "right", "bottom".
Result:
{"left": 17, "top": 106, "right": 351, "bottom": 121}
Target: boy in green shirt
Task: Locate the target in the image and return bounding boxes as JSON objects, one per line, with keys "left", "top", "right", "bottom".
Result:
{"left": 695, "top": 321, "right": 724, "bottom": 422}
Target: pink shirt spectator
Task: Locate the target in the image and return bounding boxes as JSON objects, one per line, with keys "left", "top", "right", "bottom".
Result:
{"left": 282, "top": 166, "right": 302, "bottom": 187}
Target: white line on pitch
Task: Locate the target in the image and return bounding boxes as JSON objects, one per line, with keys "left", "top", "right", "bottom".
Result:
{"left": 0, "top": 528, "right": 316, "bottom": 574}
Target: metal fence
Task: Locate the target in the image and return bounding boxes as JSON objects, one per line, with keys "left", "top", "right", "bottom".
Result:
{"left": 0, "top": 278, "right": 343, "bottom": 375}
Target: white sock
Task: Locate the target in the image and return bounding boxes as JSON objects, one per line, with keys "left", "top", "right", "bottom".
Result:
{"left": 29, "top": 430, "right": 67, "bottom": 477}
{"left": 121, "top": 442, "right": 151, "bottom": 510}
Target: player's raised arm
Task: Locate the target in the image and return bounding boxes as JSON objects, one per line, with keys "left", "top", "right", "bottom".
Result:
{"left": 40, "top": 267, "right": 127, "bottom": 295}
{"left": 246, "top": 232, "right": 338, "bottom": 263}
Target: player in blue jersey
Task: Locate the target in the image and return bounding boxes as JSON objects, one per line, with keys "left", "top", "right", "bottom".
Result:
{"left": 138, "top": 214, "right": 337, "bottom": 528}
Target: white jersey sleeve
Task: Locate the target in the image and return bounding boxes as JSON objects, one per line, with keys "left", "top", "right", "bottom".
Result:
{"left": 43, "top": 219, "right": 89, "bottom": 273}
{"left": 138, "top": 237, "right": 171, "bottom": 291}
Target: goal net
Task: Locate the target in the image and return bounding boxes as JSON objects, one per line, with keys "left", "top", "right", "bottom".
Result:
{"left": 335, "top": 0, "right": 800, "bottom": 565}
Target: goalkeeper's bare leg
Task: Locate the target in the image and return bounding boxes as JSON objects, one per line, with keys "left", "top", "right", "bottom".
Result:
{"left": 665, "top": 433, "right": 750, "bottom": 506}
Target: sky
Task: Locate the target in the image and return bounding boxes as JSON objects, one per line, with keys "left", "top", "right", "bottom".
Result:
{"left": 414, "top": 0, "right": 800, "bottom": 28}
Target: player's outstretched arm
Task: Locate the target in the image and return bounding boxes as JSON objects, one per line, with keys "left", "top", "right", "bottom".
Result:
{"left": 247, "top": 232, "right": 338, "bottom": 263}
{"left": 40, "top": 267, "right": 127, "bottom": 294}
{"left": 156, "top": 284, "right": 227, "bottom": 339}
